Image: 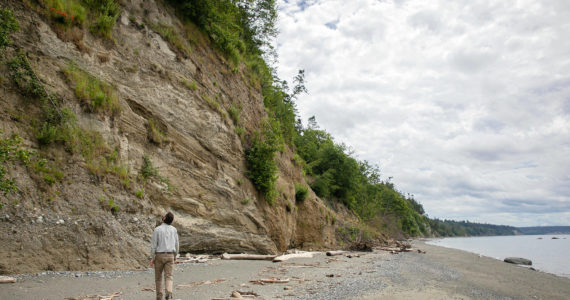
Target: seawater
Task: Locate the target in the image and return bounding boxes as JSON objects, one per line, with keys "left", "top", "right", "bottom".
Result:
{"left": 426, "top": 234, "right": 570, "bottom": 278}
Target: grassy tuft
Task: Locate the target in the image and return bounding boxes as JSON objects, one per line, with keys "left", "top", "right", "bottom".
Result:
{"left": 228, "top": 103, "right": 241, "bottom": 125}
{"left": 183, "top": 79, "right": 198, "bottom": 91}
{"left": 63, "top": 62, "right": 120, "bottom": 114}
{"left": 147, "top": 119, "right": 166, "bottom": 144}
{"left": 149, "top": 22, "right": 191, "bottom": 58}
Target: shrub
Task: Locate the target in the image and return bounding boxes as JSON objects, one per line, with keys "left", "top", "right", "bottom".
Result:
{"left": 140, "top": 155, "right": 157, "bottom": 180}
{"left": 6, "top": 51, "right": 46, "bottom": 98}
{"left": 41, "top": 0, "right": 86, "bottom": 25}
{"left": 0, "top": 133, "right": 29, "bottom": 194}
{"left": 89, "top": 0, "right": 120, "bottom": 38}
{"left": 294, "top": 183, "right": 308, "bottom": 203}
{"left": 245, "top": 122, "right": 281, "bottom": 204}
{"left": 0, "top": 8, "right": 19, "bottom": 50}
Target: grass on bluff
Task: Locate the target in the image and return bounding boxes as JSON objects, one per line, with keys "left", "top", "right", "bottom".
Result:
{"left": 35, "top": 0, "right": 120, "bottom": 39}
{"left": 63, "top": 62, "right": 120, "bottom": 114}
{"left": 148, "top": 22, "right": 191, "bottom": 58}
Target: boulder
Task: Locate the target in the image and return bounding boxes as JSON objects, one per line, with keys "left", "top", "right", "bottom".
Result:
{"left": 504, "top": 257, "right": 532, "bottom": 265}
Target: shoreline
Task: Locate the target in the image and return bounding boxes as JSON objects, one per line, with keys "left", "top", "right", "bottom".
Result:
{"left": 2, "top": 241, "right": 570, "bottom": 299}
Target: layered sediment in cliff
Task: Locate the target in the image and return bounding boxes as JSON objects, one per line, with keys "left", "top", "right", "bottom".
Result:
{"left": 0, "top": 0, "right": 342, "bottom": 274}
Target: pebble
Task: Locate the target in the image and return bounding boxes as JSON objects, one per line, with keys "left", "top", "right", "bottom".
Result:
{"left": 56, "top": 219, "right": 65, "bottom": 225}
{"left": 37, "top": 216, "right": 43, "bottom": 223}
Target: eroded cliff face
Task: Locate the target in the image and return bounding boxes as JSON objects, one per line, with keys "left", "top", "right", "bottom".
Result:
{"left": 0, "top": 0, "right": 340, "bottom": 274}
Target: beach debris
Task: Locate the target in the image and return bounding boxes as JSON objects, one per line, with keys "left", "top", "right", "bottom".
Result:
{"left": 65, "top": 292, "right": 122, "bottom": 300}
{"left": 284, "top": 263, "right": 327, "bottom": 268}
{"left": 273, "top": 251, "right": 314, "bottom": 262}
{"left": 504, "top": 257, "right": 532, "bottom": 266}
{"left": 346, "top": 253, "right": 360, "bottom": 258}
{"left": 552, "top": 237, "right": 559, "bottom": 239}
{"left": 212, "top": 290, "right": 259, "bottom": 300}
{"left": 284, "top": 286, "right": 292, "bottom": 290}
{"left": 417, "top": 249, "right": 426, "bottom": 254}
{"left": 347, "top": 241, "right": 373, "bottom": 252}
{"left": 176, "top": 254, "right": 214, "bottom": 263}
{"left": 142, "top": 287, "right": 155, "bottom": 292}
{"left": 221, "top": 253, "right": 276, "bottom": 261}
{"left": 176, "top": 278, "right": 227, "bottom": 289}
{"left": 0, "top": 276, "right": 16, "bottom": 283}
{"left": 379, "top": 240, "right": 415, "bottom": 254}
{"left": 326, "top": 250, "right": 347, "bottom": 256}
{"left": 249, "top": 277, "right": 290, "bottom": 284}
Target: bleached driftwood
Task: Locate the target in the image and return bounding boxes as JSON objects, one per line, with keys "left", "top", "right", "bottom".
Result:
{"left": 0, "top": 276, "right": 16, "bottom": 283}
{"left": 273, "top": 252, "right": 314, "bottom": 262}
{"left": 326, "top": 250, "right": 347, "bottom": 256}
{"left": 221, "top": 253, "right": 277, "bottom": 261}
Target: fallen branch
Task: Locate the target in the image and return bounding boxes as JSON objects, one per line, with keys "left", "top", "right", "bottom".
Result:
{"left": 221, "top": 253, "right": 276, "bottom": 261}
{"left": 249, "top": 278, "right": 290, "bottom": 284}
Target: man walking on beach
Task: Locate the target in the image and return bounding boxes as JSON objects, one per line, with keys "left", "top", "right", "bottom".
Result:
{"left": 150, "top": 212, "right": 179, "bottom": 300}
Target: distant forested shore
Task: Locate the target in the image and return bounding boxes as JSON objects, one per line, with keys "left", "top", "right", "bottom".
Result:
{"left": 429, "top": 220, "right": 570, "bottom": 237}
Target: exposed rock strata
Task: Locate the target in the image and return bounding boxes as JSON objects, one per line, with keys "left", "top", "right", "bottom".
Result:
{"left": 0, "top": 0, "right": 340, "bottom": 274}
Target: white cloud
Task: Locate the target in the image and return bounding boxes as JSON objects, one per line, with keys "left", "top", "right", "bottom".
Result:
{"left": 276, "top": 0, "right": 570, "bottom": 226}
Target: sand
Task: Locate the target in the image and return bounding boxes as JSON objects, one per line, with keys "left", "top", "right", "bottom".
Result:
{"left": 1, "top": 241, "right": 569, "bottom": 299}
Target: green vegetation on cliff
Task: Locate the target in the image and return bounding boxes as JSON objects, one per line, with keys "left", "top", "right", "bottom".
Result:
{"left": 169, "top": 0, "right": 431, "bottom": 237}
{"left": 294, "top": 119, "right": 429, "bottom": 236}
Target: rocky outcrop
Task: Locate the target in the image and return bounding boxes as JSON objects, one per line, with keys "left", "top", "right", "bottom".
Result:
{"left": 0, "top": 0, "right": 340, "bottom": 274}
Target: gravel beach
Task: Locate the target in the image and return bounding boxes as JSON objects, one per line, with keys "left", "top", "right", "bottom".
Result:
{"left": 1, "top": 241, "right": 569, "bottom": 299}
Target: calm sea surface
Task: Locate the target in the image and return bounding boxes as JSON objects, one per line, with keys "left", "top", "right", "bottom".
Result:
{"left": 427, "top": 234, "right": 570, "bottom": 278}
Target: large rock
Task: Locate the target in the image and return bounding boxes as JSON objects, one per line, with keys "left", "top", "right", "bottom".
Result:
{"left": 504, "top": 257, "right": 532, "bottom": 265}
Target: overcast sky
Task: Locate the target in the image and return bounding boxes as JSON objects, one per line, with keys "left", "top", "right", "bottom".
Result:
{"left": 275, "top": 0, "right": 570, "bottom": 227}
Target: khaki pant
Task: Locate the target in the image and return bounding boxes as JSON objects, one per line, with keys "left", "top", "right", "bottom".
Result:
{"left": 154, "top": 253, "right": 174, "bottom": 300}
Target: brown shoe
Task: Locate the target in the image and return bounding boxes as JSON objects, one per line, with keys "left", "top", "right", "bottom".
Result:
{"left": 165, "top": 292, "right": 173, "bottom": 300}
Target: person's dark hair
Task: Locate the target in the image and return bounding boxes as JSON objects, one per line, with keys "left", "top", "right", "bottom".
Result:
{"left": 163, "top": 212, "right": 174, "bottom": 225}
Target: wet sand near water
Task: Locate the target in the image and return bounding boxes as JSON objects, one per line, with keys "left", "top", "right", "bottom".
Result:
{"left": 1, "top": 241, "right": 569, "bottom": 299}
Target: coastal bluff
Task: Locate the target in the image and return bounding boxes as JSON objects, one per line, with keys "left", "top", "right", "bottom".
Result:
{"left": 0, "top": 0, "right": 343, "bottom": 275}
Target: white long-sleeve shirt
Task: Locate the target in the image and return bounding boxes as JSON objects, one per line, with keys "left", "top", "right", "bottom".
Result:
{"left": 150, "top": 223, "right": 179, "bottom": 259}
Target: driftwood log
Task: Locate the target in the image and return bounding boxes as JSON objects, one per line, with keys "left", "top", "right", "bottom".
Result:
{"left": 273, "top": 252, "right": 314, "bottom": 262}
{"left": 221, "top": 253, "right": 277, "bottom": 261}
{"left": 0, "top": 276, "right": 16, "bottom": 283}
